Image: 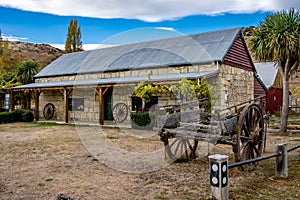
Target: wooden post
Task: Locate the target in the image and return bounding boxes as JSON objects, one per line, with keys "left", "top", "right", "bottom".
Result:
{"left": 96, "top": 87, "right": 104, "bottom": 125}
{"left": 275, "top": 143, "right": 288, "bottom": 178}
{"left": 209, "top": 154, "right": 229, "bottom": 200}
{"left": 24, "top": 90, "right": 31, "bottom": 109}
{"left": 63, "top": 88, "right": 69, "bottom": 123}
{"left": 96, "top": 87, "right": 109, "bottom": 125}
{"left": 96, "top": 87, "right": 108, "bottom": 125}
{"left": 34, "top": 90, "right": 40, "bottom": 121}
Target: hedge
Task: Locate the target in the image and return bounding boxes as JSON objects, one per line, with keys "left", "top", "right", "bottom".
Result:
{"left": 0, "top": 110, "right": 34, "bottom": 123}
{"left": 22, "top": 112, "right": 35, "bottom": 122}
{"left": 130, "top": 112, "right": 155, "bottom": 130}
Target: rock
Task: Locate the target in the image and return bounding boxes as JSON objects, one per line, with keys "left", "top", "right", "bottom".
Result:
{"left": 56, "top": 193, "right": 74, "bottom": 200}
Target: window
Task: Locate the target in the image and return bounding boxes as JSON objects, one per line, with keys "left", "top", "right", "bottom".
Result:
{"left": 68, "top": 98, "right": 84, "bottom": 111}
{"left": 131, "top": 96, "right": 158, "bottom": 112}
{"left": 132, "top": 96, "right": 142, "bottom": 111}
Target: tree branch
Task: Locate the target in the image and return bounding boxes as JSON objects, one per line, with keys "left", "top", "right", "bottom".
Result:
{"left": 288, "top": 61, "right": 299, "bottom": 76}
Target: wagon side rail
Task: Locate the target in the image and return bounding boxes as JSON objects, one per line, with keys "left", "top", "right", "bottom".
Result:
{"left": 215, "top": 96, "right": 266, "bottom": 116}
{"left": 156, "top": 98, "right": 210, "bottom": 114}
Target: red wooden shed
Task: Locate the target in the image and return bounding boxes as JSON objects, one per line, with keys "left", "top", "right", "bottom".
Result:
{"left": 254, "top": 62, "right": 283, "bottom": 113}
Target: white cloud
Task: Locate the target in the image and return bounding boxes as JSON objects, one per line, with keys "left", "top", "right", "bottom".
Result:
{"left": 1, "top": 34, "right": 28, "bottom": 42}
{"left": 0, "top": 0, "right": 299, "bottom": 22}
{"left": 50, "top": 44, "right": 65, "bottom": 50}
{"left": 83, "top": 44, "right": 116, "bottom": 50}
{"left": 51, "top": 43, "right": 115, "bottom": 51}
{"left": 155, "top": 27, "right": 176, "bottom": 32}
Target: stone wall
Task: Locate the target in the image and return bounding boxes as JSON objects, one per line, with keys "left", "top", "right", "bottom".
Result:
{"left": 218, "top": 64, "right": 254, "bottom": 109}
{"left": 112, "top": 86, "right": 134, "bottom": 125}
{"left": 40, "top": 88, "right": 99, "bottom": 122}
{"left": 36, "top": 63, "right": 254, "bottom": 123}
{"left": 39, "top": 90, "right": 64, "bottom": 120}
{"left": 70, "top": 88, "right": 100, "bottom": 122}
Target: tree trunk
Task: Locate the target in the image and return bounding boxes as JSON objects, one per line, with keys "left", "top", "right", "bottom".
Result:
{"left": 142, "top": 101, "right": 145, "bottom": 113}
{"left": 280, "top": 75, "right": 289, "bottom": 134}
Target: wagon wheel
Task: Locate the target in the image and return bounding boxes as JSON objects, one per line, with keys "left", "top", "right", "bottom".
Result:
{"left": 113, "top": 103, "right": 128, "bottom": 123}
{"left": 164, "top": 137, "right": 198, "bottom": 162}
{"left": 235, "top": 104, "right": 264, "bottom": 170}
{"left": 43, "top": 103, "right": 55, "bottom": 120}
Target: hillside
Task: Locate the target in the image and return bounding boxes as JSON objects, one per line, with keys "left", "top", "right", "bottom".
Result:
{"left": 6, "top": 41, "right": 63, "bottom": 69}
{"left": 290, "top": 71, "right": 300, "bottom": 100}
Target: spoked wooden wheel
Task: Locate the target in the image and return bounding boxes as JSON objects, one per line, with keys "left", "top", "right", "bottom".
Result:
{"left": 43, "top": 103, "right": 55, "bottom": 120}
{"left": 164, "top": 137, "right": 198, "bottom": 162}
{"left": 236, "top": 104, "right": 264, "bottom": 170}
{"left": 113, "top": 103, "right": 128, "bottom": 123}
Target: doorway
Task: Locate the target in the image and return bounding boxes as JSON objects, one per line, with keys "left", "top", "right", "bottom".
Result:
{"left": 104, "top": 87, "right": 113, "bottom": 120}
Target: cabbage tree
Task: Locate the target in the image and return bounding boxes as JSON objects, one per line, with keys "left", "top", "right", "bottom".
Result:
{"left": 249, "top": 8, "right": 300, "bottom": 133}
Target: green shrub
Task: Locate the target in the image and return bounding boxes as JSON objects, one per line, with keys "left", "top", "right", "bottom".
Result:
{"left": 130, "top": 112, "right": 155, "bottom": 130}
{"left": 0, "top": 110, "right": 34, "bottom": 123}
{"left": 12, "top": 110, "right": 26, "bottom": 122}
{"left": 0, "top": 112, "right": 15, "bottom": 123}
{"left": 22, "top": 112, "right": 34, "bottom": 122}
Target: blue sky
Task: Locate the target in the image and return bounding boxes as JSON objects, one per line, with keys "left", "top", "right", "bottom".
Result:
{"left": 0, "top": 0, "right": 299, "bottom": 50}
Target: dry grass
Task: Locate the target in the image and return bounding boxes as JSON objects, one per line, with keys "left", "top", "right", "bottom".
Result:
{"left": 0, "top": 122, "right": 299, "bottom": 199}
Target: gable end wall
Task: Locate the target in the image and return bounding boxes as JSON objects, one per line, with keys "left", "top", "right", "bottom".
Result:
{"left": 223, "top": 36, "right": 253, "bottom": 72}
{"left": 218, "top": 64, "right": 254, "bottom": 109}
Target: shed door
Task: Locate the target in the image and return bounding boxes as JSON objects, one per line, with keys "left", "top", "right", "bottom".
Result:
{"left": 104, "top": 87, "right": 113, "bottom": 120}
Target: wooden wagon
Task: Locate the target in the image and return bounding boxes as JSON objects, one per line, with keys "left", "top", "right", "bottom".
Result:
{"left": 157, "top": 97, "right": 268, "bottom": 168}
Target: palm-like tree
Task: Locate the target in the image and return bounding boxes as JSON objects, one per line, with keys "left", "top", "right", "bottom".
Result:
{"left": 17, "top": 60, "right": 39, "bottom": 84}
{"left": 17, "top": 60, "right": 39, "bottom": 109}
{"left": 249, "top": 8, "right": 300, "bottom": 133}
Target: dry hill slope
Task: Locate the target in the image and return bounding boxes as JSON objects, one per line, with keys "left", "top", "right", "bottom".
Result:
{"left": 7, "top": 41, "right": 63, "bottom": 69}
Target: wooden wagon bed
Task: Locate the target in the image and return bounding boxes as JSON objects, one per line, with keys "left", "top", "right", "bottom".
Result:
{"left": 157, "top": 97, "right": 268, "bottom": 168}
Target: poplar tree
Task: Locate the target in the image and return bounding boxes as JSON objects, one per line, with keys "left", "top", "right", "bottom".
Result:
{"left": 65, "top": 19, "right": 83, "bottom": 53}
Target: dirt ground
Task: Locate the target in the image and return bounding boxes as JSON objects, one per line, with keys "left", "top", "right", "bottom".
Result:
{"left": 0, "top": 123, "right": 299, "bottom": 200}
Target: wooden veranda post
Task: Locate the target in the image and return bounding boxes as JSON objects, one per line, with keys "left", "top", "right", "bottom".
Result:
{"left": 25, "top": 90, "right": 31, "bottom": 109}
{"left": 96, "top": 87, "right": 109, "bottom": 125}
{"left": 96, "top": 87, "right": 103, "bottom": 125}
{"left": 63, "top": 88, "right": 72, "bottom": 123}
{"left": 34, "top": 90, "right": 41, "bottom": 121}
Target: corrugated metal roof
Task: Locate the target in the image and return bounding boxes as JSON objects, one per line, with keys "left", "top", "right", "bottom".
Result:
{"left": 14, "top": 70, "right": 218, "bottom": 90}
{"left": 254, "top": 62, "right": 278, "bottom": 89}
{"left": 35, "top": 28, "right": 240, "bottom": 78}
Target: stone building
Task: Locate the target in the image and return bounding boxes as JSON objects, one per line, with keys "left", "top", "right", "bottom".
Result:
{"left": 12, "top": 28, "right": 265, "bottom": 125}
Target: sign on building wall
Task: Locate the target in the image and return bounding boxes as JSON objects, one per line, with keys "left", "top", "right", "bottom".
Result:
{"left": 5, "top": 94, "right": 9, "bottom": 110}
